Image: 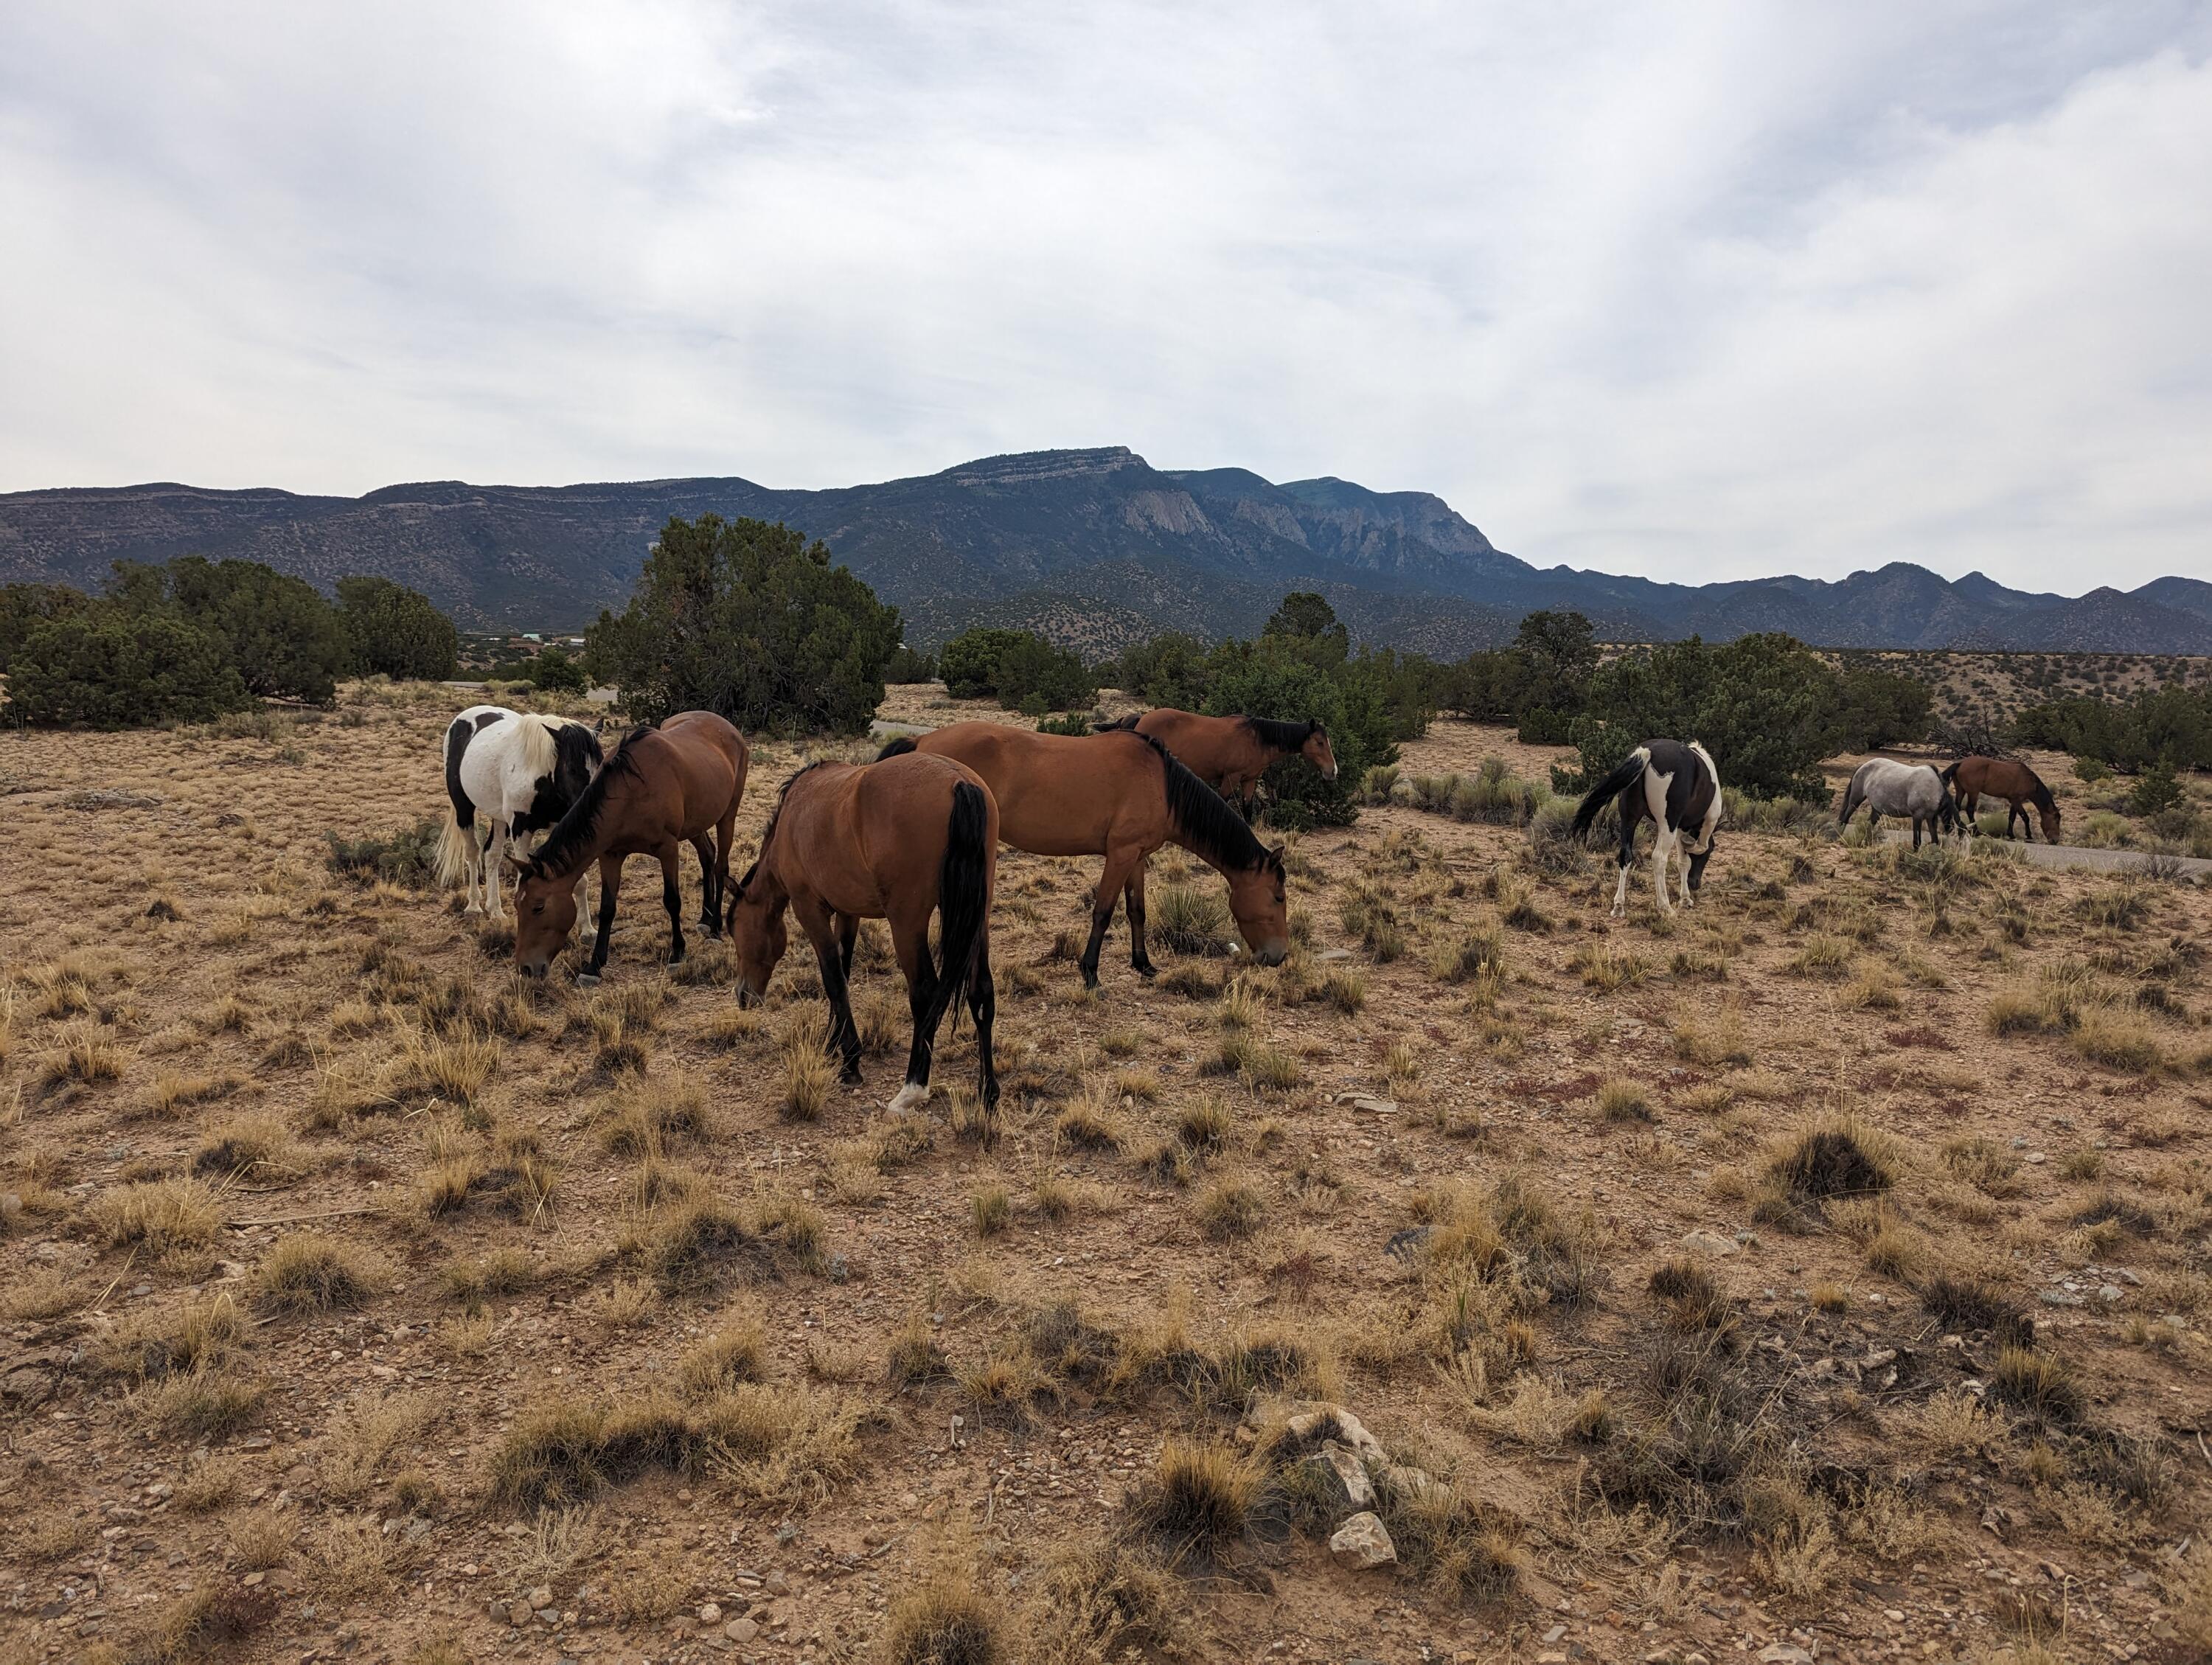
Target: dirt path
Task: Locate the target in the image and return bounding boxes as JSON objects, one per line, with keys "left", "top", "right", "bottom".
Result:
{"left": 1876, "top": 826, "right": 2211, "bottom": 879}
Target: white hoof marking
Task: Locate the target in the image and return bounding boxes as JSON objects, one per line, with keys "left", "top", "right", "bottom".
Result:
{"left": 887, "top": 1082, "right": 929, "bottom": 1114}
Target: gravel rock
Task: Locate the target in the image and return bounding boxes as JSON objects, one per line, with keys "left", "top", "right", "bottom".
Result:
{"left": 1328, "top": 1511, "right": 1397, "bottom": 1569}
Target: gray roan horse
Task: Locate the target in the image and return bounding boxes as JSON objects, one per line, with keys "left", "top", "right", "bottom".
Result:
{"left": 1571, "top": 739, "right": 1722, "bottom": 917}
{"left": 1838, "top": 757, "right": 1959, "bottom": 850}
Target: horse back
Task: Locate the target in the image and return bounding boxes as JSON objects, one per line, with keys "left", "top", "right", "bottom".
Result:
{"left": 653, "top": 711, "right": 751, "bottom": 827}
{"left": 915, "top": 722, "right": 1155, "bottom": 857}
{"left": 1134, "top": 709, "right": 1237, "bottom": 774}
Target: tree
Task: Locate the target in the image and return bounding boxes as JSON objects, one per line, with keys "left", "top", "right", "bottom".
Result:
{"left": 1568, "top": 633, "right": 1840, "bottom": 800}
{"left": 992, "top": 634, "right": 1095, "bottom": 714}
{"left": 529, "top": 647, "right": 589, "bottom": 694}
{"left": 1104, "top": 631, "right": 1212, "bottom": 708}
{"left": 1261, "top": 592, "right": 1349, "bottom": 666}
{"left": 937, "top": 628, "right": 1031, "bottom": 701}
{"left": 8, "top": 609, "right": 250, "bottom": 729}
{"left": 1202, "top": 638, "right": 1398, "bottom": 827}
{"left": 885, "top": 644, "right": 937, "bottom": 684}
{"left": 1512, "top": 611, "right": 1598, "bottom": 709}
{"left": 110, "top": 556, "right": 349, "bottom": 704}
{"left": 583, "top": 515, "right": 900, "bottom": 734}
{"left": 1833, "top": 664, "right": 1935, "bottom": 751}
{"left": 0, "top": 583, "right": 89, "bottom": 673}
{"left": 337, "top": 575, "right": 459, "bottom": 680}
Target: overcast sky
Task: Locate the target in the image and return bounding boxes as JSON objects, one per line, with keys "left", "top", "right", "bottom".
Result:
{"left": 4, "top": 3, "right": 2208, "bottom": 592}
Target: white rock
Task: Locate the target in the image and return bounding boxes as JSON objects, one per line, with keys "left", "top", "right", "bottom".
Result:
{"left": 1681, "top": 1229, "right": 1737, "bottom": 1256}
{"left": 1328, "top": 1511, "right": 1397, "bottom": 1569}
{"left": 1305, "top": 1442, "right": 1374, "bottom": 1511}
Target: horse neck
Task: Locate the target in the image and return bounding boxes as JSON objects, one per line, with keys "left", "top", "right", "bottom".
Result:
{"left": 535, "top": 772, "right": 625, "bottom": 881}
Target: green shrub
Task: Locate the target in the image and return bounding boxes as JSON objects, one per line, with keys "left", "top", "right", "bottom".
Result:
{"left": 115, "top": 555, "right": 349, "bottom": 704}
{"left": 337, "top": 575, "right": 459, "bottom": 680}
{"left": 9, "top": 608, "right": 251, "bottom": 729}
{"left": 584, "top": 514, "right": 900, "bottom": 734}
{"left": 0, "top": 582, "right": 89, "bottom": 673}
{"left": 529, "top": 647, "right": 589, "bottom": 694}
{"left": 884, "top": 644, "right": 937, "bottom": 683}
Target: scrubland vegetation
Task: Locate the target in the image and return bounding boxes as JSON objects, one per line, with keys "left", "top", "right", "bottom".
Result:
{"left": 0, "top": 673, "right": 2208, "bottom": 1665}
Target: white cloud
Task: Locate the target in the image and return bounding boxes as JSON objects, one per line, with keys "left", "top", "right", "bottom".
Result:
{"left": 1, "top": 1, "right": 2207, "bottom": 591}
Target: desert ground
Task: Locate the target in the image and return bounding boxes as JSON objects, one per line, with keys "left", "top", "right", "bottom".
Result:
{"left": 2, "top": 681, "right": 2209, "bottom": 1665}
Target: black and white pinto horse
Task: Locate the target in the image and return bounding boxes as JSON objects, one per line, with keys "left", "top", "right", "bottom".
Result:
{"left": 1572, "top": 739, "right": 1722, "bottom": 917}
{"left": 1838, "top": 757, "right": 1958, "bottom": 850}
{"left": 434, "top": 705, "right": 602, "bottom": 919}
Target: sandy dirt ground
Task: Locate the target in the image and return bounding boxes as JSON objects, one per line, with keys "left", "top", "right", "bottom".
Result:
{"left": 1, "top": 686, "right": 2208, "bottom": 1665}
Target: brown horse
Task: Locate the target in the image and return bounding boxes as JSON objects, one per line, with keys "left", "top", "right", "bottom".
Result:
{"left": 1941, "top": 756, "right": 2061, "bottom": 843}
{"left": 1096, "top": 709, "right": 1338, "bottom": 819}
{"left": 510, "top": 712, "right": 750, "bottom": 982}
{"left": 880, "top": 723, "right": 1289, "bottom": 987}
{"left": 727, "top": 753, "right": 998, "bottom": 1111}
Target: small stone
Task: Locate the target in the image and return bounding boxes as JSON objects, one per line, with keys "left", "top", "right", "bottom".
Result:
{"left": 726, "top": 1618, "right": 759, "bottom": 1644}
{"left": 1303, "top": 1442, "right": 1375, "bottom": 1512}
{"left": 1543, "top": 1624, "right": 1568, "bottom": 1644}
{"left": 1680, "top": 1230, "right": 1737, "bottom": 1256}
{"left": 698, "top": 1603, "right": 722, "bottom": 1625}
{"left": 1327, "top": 1511, "right": 1397, "bottom": 1569}
{"left": 765, "top": 1571, "right": 790, "bottom": 1593}
{"left": 2039, "top": 1289, "right": 2086, "bottom": 1308}
{"left": 1757, "top": 1648, "right": 1814, "bottom": 1665}
{"left": 487, "top": 1602, "right": 509, "bottom": 1624}
{"left": 529, "top": 1586, "right": 554, "bottom": 1610}
{"left": 2098, "top": 1285, "right": 2123, "bottom": 1304}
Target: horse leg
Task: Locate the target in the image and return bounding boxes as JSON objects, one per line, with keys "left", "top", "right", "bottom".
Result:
{"left": 836, "top": 913, "right": 858, "bottom": 982}
{"left": 580, "top": 855, "right": 620, "bottom": 985}
{"left": 1678, "top": 845, "right": 1694, "bottom": 908}
{"left": 1652, "top": 827, "right": 1674, "bottom": 915}
{"left": 1079, "top": 845, "right": 1142, "bottom": 990}
{"left": 690, "top": 833, "right": 720, "bottom": 936}
{"left": 1610, "top": 838, "right": 1632, "bottom": 919}
{"left": 1124, "top": 859, "right": 1156, "bottom": 979}
{"left": 485, "top": 821, "right": 509, "bottom": 921}
{"left": 968, "top": 932, "right": 999, "bottom": 1108}
{"left": 796, "top": 898, "right": 863, "bottom": 1085}
{"left": 887, "top": 907, "right": 939, "bottom": 1112}
{"left": 658, "top": 846, "right": 686, "bottom": 966}
{"left": 1910, "top": 814, "right": 1921, "bottom": 852}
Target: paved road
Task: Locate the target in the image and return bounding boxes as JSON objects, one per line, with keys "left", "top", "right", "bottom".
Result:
{"left": 1877, "top": 828, "right": 2211, "bottom": 880}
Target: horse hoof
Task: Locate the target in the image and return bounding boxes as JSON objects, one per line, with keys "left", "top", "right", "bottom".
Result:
{"left": 576, "top": 972, "right": 601, "bottom": 988}
{"left": 1133, "top": 962, "right": 1157, "bottom": 980}
{"left": 887, "top": 1083, "right": 929, "bottom": 1113}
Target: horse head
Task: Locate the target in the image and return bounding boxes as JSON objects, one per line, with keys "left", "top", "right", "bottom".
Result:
{"left": 1301, "top": 723, "right": 1338, "bottom": 781}
{"left": 507, "top": 855, "right": 580, "bottom": 978}
{"left": 1225, "top": 844, "right": 1290, "bottom": 966}
{"left": 725, "top": 863, "right": 787, "bottom": 1005}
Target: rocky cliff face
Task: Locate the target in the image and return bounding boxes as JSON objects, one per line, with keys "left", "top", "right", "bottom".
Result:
{"left": 4, "top": 451, "right": 2206, "bottom": 653}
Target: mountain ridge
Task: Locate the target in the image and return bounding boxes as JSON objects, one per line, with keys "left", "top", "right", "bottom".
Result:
{"left": 3, "top": 447, "right": 2207, "bottom": 656}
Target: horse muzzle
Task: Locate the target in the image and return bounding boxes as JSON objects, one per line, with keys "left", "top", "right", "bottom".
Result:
{"left": 1253, "top": 940, "right": 1288, "bottom": 967}
{"left": 735, "top": 981, "right": 763, "bottom": 1009}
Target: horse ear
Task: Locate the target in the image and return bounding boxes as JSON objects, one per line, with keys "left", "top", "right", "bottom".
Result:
{"left": 1267, "top": 841, "right": 1287, "bottom": 870}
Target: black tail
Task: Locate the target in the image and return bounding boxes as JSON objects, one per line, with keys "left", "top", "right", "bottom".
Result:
{"left": 443, "top": 720, "right": 476, "bottom": 829}
{"left": 1937, "top": 762, "right": 1960, "bottom": 786}
{"left": 921, "top": 782, "right": 991, "bottom": 1038}
{"left": 1091, "top": 712, "right": 1141, "bottom": 732}
{"left": 876, "top": 735, "right": 919, "bottom": 761}
{"left": 1573, "top": 751, "right": 1646, "bottom": 837}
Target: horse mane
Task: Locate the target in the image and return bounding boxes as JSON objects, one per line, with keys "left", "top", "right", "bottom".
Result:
{"left": 1241, "top": 715, "right": 1319, "bottom": 753}
{"left": 2028, "top": 773, "right": 2057, "bottom": 813}
{"left": 527, "top": 723, "right": 653, "bottom": 877}
{"left": 514, "top": 713, "right": 561, "bottom": 779}
{"left": 1137, "top": 733, "right": 1272, "bottom": 872}
{"left": 1092, "top": 712, "right": 1142, "bottom": 733}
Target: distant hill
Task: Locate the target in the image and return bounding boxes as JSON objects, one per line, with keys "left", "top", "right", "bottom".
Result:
{"left": 4, "top": 446, "right": 2208, "bottom": 656}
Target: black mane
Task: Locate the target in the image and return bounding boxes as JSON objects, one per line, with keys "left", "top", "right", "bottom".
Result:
{"left": 1136, "top": 733, "right": 1272, "bottom": 872}
{"left": 1241, "top": 715, "right": 1318, "bottom": 754}
{"left": 527, "top": 723, "right": 652, "bottom": 878}
{"left": 2028, "top": 774, "right": 2058, "bottom": 813}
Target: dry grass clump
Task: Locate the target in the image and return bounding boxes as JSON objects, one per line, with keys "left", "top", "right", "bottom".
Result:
{"left": 597, "top": 1072, "right": 714, "bottom": 1156}
{"left": 137, "top": 1582, "right": 279, "bottom": 1661}
{"left": 1988, "top": 1345, "right": 2084, "bottom": 1427}
{"left": 439, "top": 1248, "right": 536, "bottom": 1313}
{"left": 780, "top": 1008, "right": 838, "bottom": 1122}
{"left": 1571, "top": 938, "right": 1646, "bottom": 992}
{"left": 1767, "top": 1116, "right": 1898, "bottom": 1208}
{"left": 1124, "top": 1437, "right": 1265, "bottom": 1555}
{"left": 320, "top": 1391, "right": 437, "bottom": 1501}
{"left": 35, "top": 1021, "right": 126, "bottom": 1091}
{"left": 129, "top": 1367, "right": 266, "bottom": 1440}
{"left": 970, "top": 1184, "right": 1013, "bottom": 1237}
{"left": 145, "top": 1069, "right": 246, "bottom": 1118}
{"left": 391, "top": 1028, "right": 498, "bottom": 1106}
{"left": 1195, "top": 1176, "right": 1265, "bottom": 1240}
{"left": 679, "top": 1318, "right": 770, "bottom": 1396}
{"left": 1596, "top": 1078, "right": 1653, "bottom": 1123}
{"left": 102, "top": 1293, "right": 247, "bottom": 1382}
{"left": 259, "top": 1230, "right": 385, "bottom": 1313}
{"left": 1053, "top": 1088, "right": 1122, "bottom": 1152}
{"left": 1029, "top": 1540, "right": 1174, "bottom": 1665}
{"left": 1920, "top": 1270, "right": 2035, "bottom": 1349}
{"left": 1374, "top": 1469, "right": 1525, "bottom": 1602}
{"left": 94, "top": 1177, "right": 222, "bottom": 1254}
{"left": 879, "top": 1567, "right": 1007, "bottom": 1665}
{"left": 622, "top": 1194, "right": 761, "bottom": 1291}
{"left": 191, "top": 1112, "right": 300, "bottom": 1181}
{"left": 1151, "top": 883, "right": 1231, "bottom": 956}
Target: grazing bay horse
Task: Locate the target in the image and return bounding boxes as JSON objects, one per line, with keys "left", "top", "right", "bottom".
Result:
{"left": 1839, "top": 757, "right": 1960, "bottom": 850}
{"left": 1572, "top": 739, "right": 1722, "bottom": 917}
{"left": 1942, "top": 757, "right": 2061, "bottom": 843}
{"left": 434, "top": 705, "right": 603, "bottom": 918}
{"left": 880, "top": 723, "right": 1289, "bottom": 987}
{"left": 1095, "top": 710, "right": 1337, "bottom": 819}
{"left": 728, "top": 753, "right": 999, "bottom": 1113}
{"left": 510, "top": 712, "right": 749, "bottom": 983}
